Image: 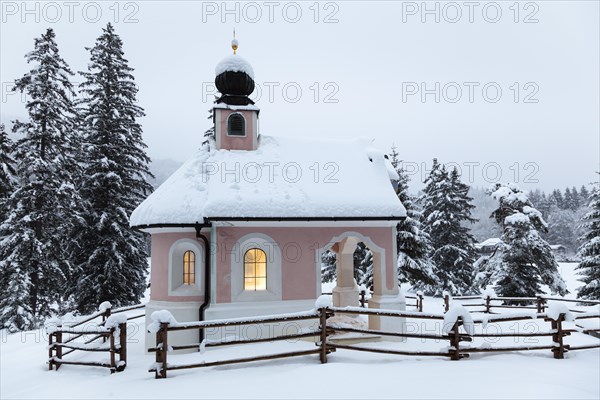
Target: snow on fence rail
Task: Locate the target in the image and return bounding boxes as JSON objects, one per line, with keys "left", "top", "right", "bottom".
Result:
{"left": 147, "top": 296, "right": 600, "bottom": 379}
{"left": 46, "top": 302, "right": 146, "bottom": 373}
{"left": 148, "top": 309, "right": 329, "bottom": 379}
{"left": 322, "top": 290, "right": 425, "bottom": 311}
{"left": 444, "top": 293, "right": 600, "bottom": 314}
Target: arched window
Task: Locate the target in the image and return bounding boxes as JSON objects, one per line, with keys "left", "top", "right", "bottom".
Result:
{"left": 227, "top": 113, "right": 245, "bottom": 136}
{"left": 244, "top": 248, "right": 267, "bottom": 291}
{"left": 183, "top": 250, "right": 195, "bottom": 285}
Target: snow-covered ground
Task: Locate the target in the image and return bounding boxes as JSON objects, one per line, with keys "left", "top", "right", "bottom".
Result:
{"left": 1, "top": 263, "right": 599, "bottom": 399}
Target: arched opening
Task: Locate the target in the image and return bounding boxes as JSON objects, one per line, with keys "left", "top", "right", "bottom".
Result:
{"left": 244, "top": 248, "right": 267, "bottom": 291}
{"left": 318, "top": 232, "right": 388, "bottom": 307}
{"left": 317, "top": 231, "right": 404, "bottom": 333}
{"left": 183, "top": 250, "right": 195, "bottom": 285}
{"left": 231, "top": 233, "right": 282, "bottom": 302}
{"left": 168, "top": 238, "right": 204, "bottom": 296}
{"left": 321, "top": 242, "right": 375, "bottom": 293}
{"left": 227, "top": 113, "right": 246, "bottom": 136}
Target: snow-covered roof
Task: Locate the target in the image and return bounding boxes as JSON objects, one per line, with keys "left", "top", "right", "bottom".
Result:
{"left": 130, "top": 135, "right": 406, "bottom": 227}
{"left": 475, "top": 238, "right": 503, "bottom": 249}
{"left": 215, "top": 54, "right": 255, "bottom": 79}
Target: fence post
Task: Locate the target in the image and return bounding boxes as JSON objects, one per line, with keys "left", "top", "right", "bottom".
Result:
{"left": 161, "top": 322, "right": 169, "bottom": 378}
{"left": 485, "top": 295, "right": 491, "bottom": 314}
{"left": 118, "top": 322, "right": 127, "bottom": 372}
{"left": 551, "top": 313, "right": 566, "bottom": 359}
{"left": 155, "top": 327, "right": 163, "bottom": 379}
{"left": 48, "top": 331, "right": 54, "bottom": 371}
{"left": 444, "top": 294, "right": 450, "bottom": 313}
{"left": 359, "top": 290, "right": 366, "bottom": 308}
{"left": 418, "top": 293, "right": 424, "bottom": 312}
{"left": 319, "top": 308, "right": 328, "bottom": 364}
{"left": 102, "top": 306, "right": 112, "bottom": 343}
{"left": 536, "top": 296, "right": 546, "bottom": 314}
{"left": 55, "top": 326, "right": 62, "bottom": 371}
{"left": 109, "top": 327, "right": 116, "bottom": 373}
{"left": 154, "top": 322, "right": 169, "bottom": 379}
{"left": 449, "top": 317, "right": 462, "bottom": 360}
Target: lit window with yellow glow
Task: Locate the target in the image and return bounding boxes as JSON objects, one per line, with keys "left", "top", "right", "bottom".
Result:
{"left": 244, "top": 248, "right": 267, "bottom": 291}
{"left": 183, "top": 250, "right": 195, "bottom": 285}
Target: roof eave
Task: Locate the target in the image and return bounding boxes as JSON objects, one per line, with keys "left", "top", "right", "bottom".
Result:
{"left": 131, "top": 215, "right": 407, "bottom": 230}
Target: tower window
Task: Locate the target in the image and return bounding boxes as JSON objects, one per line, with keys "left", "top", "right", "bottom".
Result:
{"left": 227, "top": 113, "right": 246, "bottom": 136}
{"left": 244, "top": 248, "right": 267, "bottom": 291}
{"left": 183, "top": 250, "right": 195, "bottom": 285}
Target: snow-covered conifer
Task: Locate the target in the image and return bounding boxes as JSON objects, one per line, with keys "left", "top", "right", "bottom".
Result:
{"left": 545, "top": 206, "right": 577, "bottom": 254}
{"left": 0, "top": 123, "right": 17, "bottom": 223}
{"left": 0, "top": 29, "right": 80, "bottom": 330}
{"left": 390, "top": 149, "right": 436, "bottom": 287}
{"left": 580, "top": 185, "right": 591, "bottom": 205}
{"left": 354, "top": 242, "right": 373, "bottom": 289}
{"left": 551, "top": 189, "right": 565, "bottom": 210}
{"left": 321, "top": 250, "right": 336, "bottom": 283}
{"left": 475, "top": 183, "right": 567, "bottom": 297}
{"left": 420, "top": 163, "right": 477, "bottom": 295}
{"left": 71, "top": 24, "right": 152, "bottom": 313}
{"left": 576, "top": 180, "right": 600, "bottom": 300}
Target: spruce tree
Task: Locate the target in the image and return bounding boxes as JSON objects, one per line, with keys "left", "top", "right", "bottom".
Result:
{"left": 321, "top": 250, "right": 336, "bottom": 284}
{"left": 354, "top": 242, "right": 373, "bottom": 289}
{"left": 564, "top": 187, "right": 574, "bottom": 211}
{"left": 320, "top": 244, "right": 374, "bottom": 290}
{"left": 545, "top": 206, "right": 577, "bottom": 253}
{"left": 580, "top": 185, "right": 590, "bottom": 205}
{"left": 71, "top": 23, "right": 152, "bottom": 313}
{"left": 0, "top": 29, "right": 80, "bottom": 330}
{"left": 475, "top": 183, "right": 567, "bottom": 297}
{"left": 420, "top": 164, "right": 477, "bottom": 295}
{"left": 536, "top": 192, "right": 553, "bottom": 218}
{"left": 390, "top": 149, "right": 436, "bottom": 288}
{"left": 0, "top": 123, "right": 17, "bottom": 223}
{"left": 552, "top": 189, "right": 565, "bottom": 210}
{"left": 571, "top": 186, "right": 581, "bottom": 210}
{"left": 576, "top": 180, "right": 600, "bottom": 300}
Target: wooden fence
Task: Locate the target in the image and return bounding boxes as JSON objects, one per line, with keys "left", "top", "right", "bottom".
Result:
{"left": 148, "top": 300, "right": 600, "bottom": 379}
{"left": 47, "top": 303, "right": 145, "bottom": 373}
{"left": 149, "top": 310, "right": 331, "bottom": 379}
{"left": 445, "top": 293, "right": 600, "bottom": 314}
{"left": 321, "top": 290, "right": 424, "bottom": 311}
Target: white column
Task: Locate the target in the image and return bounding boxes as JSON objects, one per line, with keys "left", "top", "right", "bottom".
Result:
{"left": 368, "top": 228, "right": 405, "bottom": 334}
{"left": 332, "top": 237, "right": 360, "bottom": 308}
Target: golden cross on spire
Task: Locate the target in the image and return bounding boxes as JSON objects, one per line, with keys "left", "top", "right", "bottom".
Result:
{"left": 232, "top": 28, "right": 238, "bottom": 54}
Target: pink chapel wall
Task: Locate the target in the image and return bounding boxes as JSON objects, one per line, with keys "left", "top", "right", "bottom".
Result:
{"left": 150, "top": 226, "right": 397, "bottom": 304}
{"left": 216, "top": 109, "right": 256, "bottom": 151}
{"left": 150, "top": 232, "right": 205, "bottom": 303}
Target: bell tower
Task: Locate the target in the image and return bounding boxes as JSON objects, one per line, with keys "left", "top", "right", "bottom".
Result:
{"left": 213, "top": 36, "right": 259, "bottom": 151}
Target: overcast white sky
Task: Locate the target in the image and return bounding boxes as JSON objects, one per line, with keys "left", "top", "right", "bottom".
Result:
{"left": 1, "top": 1, "right": 599, "bottom": 191}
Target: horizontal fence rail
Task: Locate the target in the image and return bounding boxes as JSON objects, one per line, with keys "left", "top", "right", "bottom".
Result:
{"left": 149, "top": 309, "right": 330, "bottom": 379}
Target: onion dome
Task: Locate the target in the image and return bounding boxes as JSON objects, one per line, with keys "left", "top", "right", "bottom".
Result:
{"left": 215, "top": 36, "right": 255, "bottom": 105}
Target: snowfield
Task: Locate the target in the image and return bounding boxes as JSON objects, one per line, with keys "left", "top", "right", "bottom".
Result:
{"left": 1, "top": 263, "right": 599, "bottom": 400}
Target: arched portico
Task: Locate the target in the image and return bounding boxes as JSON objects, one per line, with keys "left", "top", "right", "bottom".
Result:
{"left": 317, "top": 230, "right": 406, "bottom": 332}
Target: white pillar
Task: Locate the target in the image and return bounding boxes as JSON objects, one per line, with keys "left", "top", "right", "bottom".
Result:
{"left": 332, "top": 237, "right": 360, "bottom": 308}
{"left": 367, "top": 230, "right": 405, "bottom": 334}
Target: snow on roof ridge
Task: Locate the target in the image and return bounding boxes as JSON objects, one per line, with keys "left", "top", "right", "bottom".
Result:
{"left": 130, "top": 134, "right": 406, "bottom": 227}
